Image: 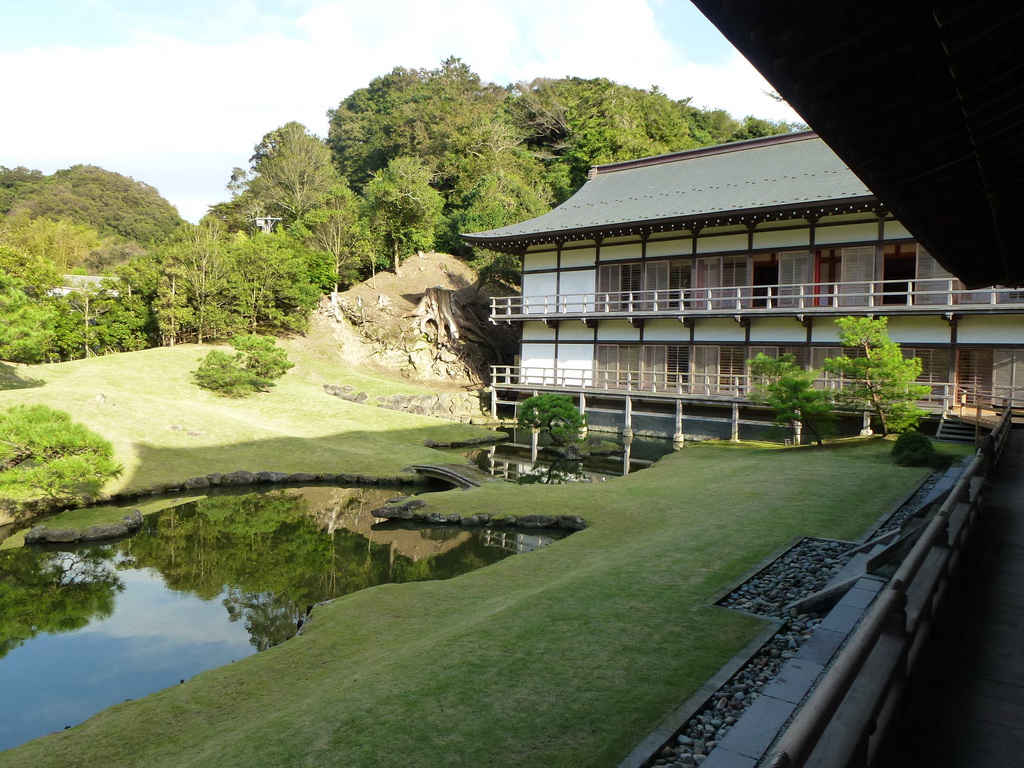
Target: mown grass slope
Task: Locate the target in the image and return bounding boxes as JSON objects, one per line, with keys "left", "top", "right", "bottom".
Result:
{"left": 0, "top": 435, "right": 937, "bottom": 768}
{"left": 0, "top": 342, "right": 491, "bottom": 501}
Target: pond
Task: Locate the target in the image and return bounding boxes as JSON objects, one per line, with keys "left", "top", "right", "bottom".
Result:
{"left": 449, "top": 429, "right": 678, "bottom": 483}
{"left": 0, "top": 485, "right": 566, "bottom": 752}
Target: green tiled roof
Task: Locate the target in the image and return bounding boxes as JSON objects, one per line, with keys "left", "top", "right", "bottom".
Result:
{"left": 463, "top": 132, "right": 875, "bottom": 249}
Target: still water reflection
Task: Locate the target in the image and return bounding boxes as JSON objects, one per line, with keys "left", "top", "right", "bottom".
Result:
{"left": 0, "top": 485, "right": 564, "bottom": 751}
{"left": 455, "top": 430, "right": 678, "bottom": 483}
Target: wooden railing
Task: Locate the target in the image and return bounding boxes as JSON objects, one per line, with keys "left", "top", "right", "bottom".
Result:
{"left": 491, "top": 280, "right": 1024, "bottom": 321}
{"left": 763, "top": 405, "right": 1015, "bottom": 768}
{"left": 490, "top": 365, "right": 971, "bottom": 412}
{"left": 491, "top": 366, "right": 1024, "bottom": 415}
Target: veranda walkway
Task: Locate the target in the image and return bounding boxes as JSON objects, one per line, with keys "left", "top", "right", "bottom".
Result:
{"left": 876, "top": 428, "right": 1024, "bottom": 767}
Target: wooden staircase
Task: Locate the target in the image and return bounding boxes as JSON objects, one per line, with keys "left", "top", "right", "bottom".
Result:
{"left": 936, "top": 401, "right": 1004, "bottom": 443}
{"left": 935, "top": 414, "right": 979, "bottom": 444}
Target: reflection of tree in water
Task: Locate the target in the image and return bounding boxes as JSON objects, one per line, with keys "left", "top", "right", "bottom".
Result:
{"left": 114, "top": 490, "right": 515, "bottom": 651}
{"left": 223, "top": 589, "right": 305, "bottom": 652}
{"left": 0, "top": 546, "right": 123, "bottom": 660}
{"left": 516, "top": 459, "right": 588, "bottom": 485}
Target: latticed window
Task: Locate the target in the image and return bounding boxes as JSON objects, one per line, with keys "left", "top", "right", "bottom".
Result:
{"left": 597, "top": 263, "right": 642, "bottom": 310}
{"left": 596, "top": 344, "right": 640, "bottom": 387}
{"left": 902, "top": 347, "right": 950, "bottom": 398}
{"left": 749, "top": 346, "right": 807, "bottom": 368}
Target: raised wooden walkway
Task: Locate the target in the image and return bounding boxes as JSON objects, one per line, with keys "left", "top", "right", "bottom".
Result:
{"left": 876, "top": 428, "right": 1024, "bottom": 767}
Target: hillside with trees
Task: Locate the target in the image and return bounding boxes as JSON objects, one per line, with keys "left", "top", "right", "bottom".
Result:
{"left": 0, "top": 57, "right": 797, "bottom": 371}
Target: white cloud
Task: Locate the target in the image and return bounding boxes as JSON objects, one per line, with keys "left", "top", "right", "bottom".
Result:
{"left": 0, "top": 0, "right": 801, "bottom": 223}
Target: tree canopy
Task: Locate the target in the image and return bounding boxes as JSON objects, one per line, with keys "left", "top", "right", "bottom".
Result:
{"left": 824, "top": 317, "right": 930, "bottom": 436}
{"left": 748, "top": 353, "right": 836, "bottom": 446}
{"left": 0, "top": 404, "right": 121, "bottom": 500}
{"left": 1, "top": 165, "right": 183, "bottom": 244}
{"left": 0, "top": 58, "right": 796, "bottom": 364}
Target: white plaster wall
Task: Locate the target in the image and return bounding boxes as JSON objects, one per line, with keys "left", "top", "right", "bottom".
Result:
{"left": 814, "top": 222, "right": 878, "bottom": 245}
{"left": 811, "top": 322, "right": 843, "bottom": 344}
{"left": 696, "top": 233, "right": 748, "bottom": 254}
{"left": 520, "top": 343, "right": 556, "bottom": 384}
{"left": 559, "top": 269, "right": 597, "bottom": 299}
{"left": 602, "top": 234, "right": 634, "bottom": 245}
{"left": 883, "top": 220, "right": 914, "bottom": 241}
{"left": 957, "top": 315, "right": 1024, "bottom": 345}
{"left": 643, "top": 319, "right": 690, "bottom": 342}
{"left": 647, "top": 237, "right": 692, "bottom": 258}
{"left": 886, "top": 316, "right": 953, "bottom": 345}
{"left": 692, "top": 317, "right": 746, "bottom": 342}
{"left": 749, "top": 317, "right": 809, "bottom": 343}
{"left": 561, "top": 247, "right": 597, "bottom": 268}
{"left": 752, "top": 228, "right": 811, "bottom": 250}
{"left": 819, "top": 213, "right": 875, "bottom": 224}
{"left": 594, "top": 320, "right": 641, "bottom": 342}
{"left": 522, "top": 322, "right": 556, "bottom": 341}
{"left": 521, "top": 271, "right": 557, "bottom": 300}
{"left": 599, "top": 243, "right": 641, "bottom": 261}
{"left": 523, "top": 250, "right": 558, "bottom": 271}
{"left": 558, "top": 322, "right": 598, "bottom": 341}
{"left": 557, "top": 346, "right": 596, "bottom": 387}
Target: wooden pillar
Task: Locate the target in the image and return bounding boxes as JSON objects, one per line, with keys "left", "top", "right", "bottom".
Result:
{"left": 861, "top": 411, "right": 874, "bottom": 436}
{"left": 579, "top": 392, "right": 588, "bottom": 435}
{"left": 622, "top": 436, "right": 633, "bottom": 475}
{"left": 673, "top": 399, "right": 685, "bottom": 448}
{"left": 623, "top": 396, "right": 634, "bottom": 439}
{"left": 490, "top": 387, "right": 498, "bottom": 420}
{"left": 731, "top": 402, "right": 740, "bottom": 442}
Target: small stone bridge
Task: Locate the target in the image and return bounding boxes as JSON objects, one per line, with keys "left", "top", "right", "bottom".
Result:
{"left": 408, "top": 463, "right": 501, "bottom": 489}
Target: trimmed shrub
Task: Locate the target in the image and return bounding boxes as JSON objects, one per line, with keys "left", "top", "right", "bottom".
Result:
{"left": 891, "top": 430, "right": 952, "bottom": 469}
{"left": 517, "top": 394, "right": 586, "bottom": 446}
{"left": 193, "top": 335, "right": 293, "bottom": 397}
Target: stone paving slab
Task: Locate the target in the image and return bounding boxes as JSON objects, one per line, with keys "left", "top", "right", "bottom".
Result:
{"left": 716, "top": 694, "right": 796, "bottom": 760}
{"left": 700, "top": 745, "right": 759, "bottom": 767}
{"left": 839, "top": 585, "right": 878, "bottom": 609}
{"left": 795, "top": 627, "right": 847, "bottom": 666}
{"left": 761, "top": 658, "right": 825, "bottom": 704}
{"left": 816, "top": 602, "right": 864, "bottom": 635}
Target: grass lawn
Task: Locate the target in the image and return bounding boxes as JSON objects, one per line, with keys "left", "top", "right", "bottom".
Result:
{"left": 0, "top": 345, "right": 492, "bottom": 510}
{"left": 0, "top": 435, "right": 944, "bottom": 768}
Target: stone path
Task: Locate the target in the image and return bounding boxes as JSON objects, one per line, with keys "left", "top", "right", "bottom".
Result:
{"left": 875, "top": 429, "right": 1024, "bottom": 767}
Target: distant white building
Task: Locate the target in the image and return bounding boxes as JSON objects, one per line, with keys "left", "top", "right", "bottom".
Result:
{"left": 49, "top": 275, "right": 117, "bottom": 297}
{"left": 464, "top": 132, "right": 1024, "bottom": 442}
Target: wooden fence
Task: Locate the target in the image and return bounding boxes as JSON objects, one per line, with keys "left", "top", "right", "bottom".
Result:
{"left": 763, "top": 406, "right": 1015, "bottom": 767}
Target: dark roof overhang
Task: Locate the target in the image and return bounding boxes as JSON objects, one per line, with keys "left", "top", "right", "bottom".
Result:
{"left": 691, "top": 0, "right": 1024, "bottom": 288}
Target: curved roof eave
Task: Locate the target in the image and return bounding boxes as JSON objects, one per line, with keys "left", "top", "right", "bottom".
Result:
{"left": 463, "top": 196, "right": 880, "bottom": 254}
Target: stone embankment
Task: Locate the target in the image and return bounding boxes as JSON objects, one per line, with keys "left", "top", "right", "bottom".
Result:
{"left": 371, "top": 497, "right": 587, "bottom": 531}
{"left": 24, "top": 510, "right": 144, "bottom": 544}
{"left": 323, "top": 384, "right": 496, "bottom": 424}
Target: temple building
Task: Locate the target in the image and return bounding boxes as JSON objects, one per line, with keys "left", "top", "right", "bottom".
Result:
{"left": 463, "top": 131, "right": 1024, "bottom": 442}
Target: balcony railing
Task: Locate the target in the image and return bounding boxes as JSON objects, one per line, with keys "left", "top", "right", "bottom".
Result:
{"left": 491, "top": 279, "right": 1024, "bottom": 321}
{"left": 491, "top": 365, "right": 1024, "bottom": 412}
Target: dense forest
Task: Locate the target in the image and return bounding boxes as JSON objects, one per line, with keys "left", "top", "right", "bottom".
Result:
{"left": 0, "top": 58, "right": 797, "bottom": 363}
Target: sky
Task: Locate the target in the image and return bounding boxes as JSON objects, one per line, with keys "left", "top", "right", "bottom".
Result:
{"left": 1, "top": 0, "right": 801, "bottom": 223}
